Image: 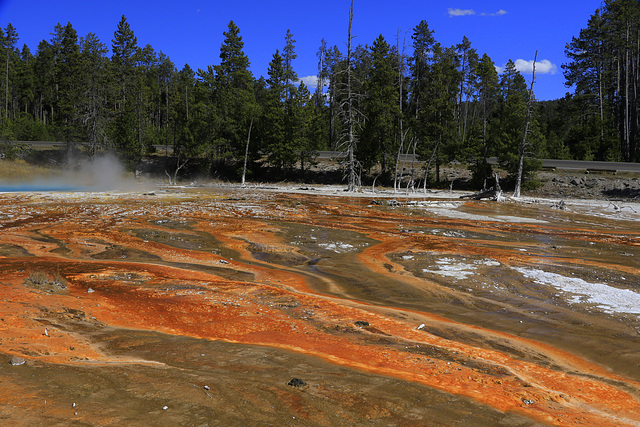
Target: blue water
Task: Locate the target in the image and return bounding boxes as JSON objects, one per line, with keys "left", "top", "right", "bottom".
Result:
{"left": 0, "top": 184, "right": 87, "bottom": 192}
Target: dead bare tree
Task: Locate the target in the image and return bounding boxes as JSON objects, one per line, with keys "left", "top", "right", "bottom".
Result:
{"left": 422, "top": 139, "right": 440, "bottom": 194}
{"left": 241, "top": 117, "right": 254, "bottom": 187}
{"left": 337, "top": 0, "right": 362, "bottom": 192}
{"left": 345, "top": 0, "right": 359, "bottom": 191}
{"left": 513, "top": 51, "right": 537, "bottom": 198}
{"left": 394, "top": 30, "right": 408, "bottom": 193}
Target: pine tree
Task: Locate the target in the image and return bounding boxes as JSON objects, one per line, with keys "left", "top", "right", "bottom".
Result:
{"left": 54, "top": 22, "right": 82, "bottom": 142}
{"left": 79, "top": 32, "right": 108, "bottom": 155}
{"left": 263, "top": 49, "right": 292, "bottom": 172}
{"left": 167, "top": 64, "right": 199, "bottom": 184}
{"left": 296, "top": 81, "right": 322, "bottom": 175}
{"left": 213, "top": 21, "right": 255, "bottom": 166}
{"left": 415, "top": 43, "right": 459, "bottom": 187}
{"left": 110, "top": 15, "right": 140, "bottom": 162}
{"left": 359, "top": 34, "right": 399, "bottom": 174}
{"left": 1, "top": 24, "right": 19, "bottom": 121}
{"left": 157, "top": 51, "right": 174, "bottom": 149}
{"left": 324, "top": 44, "right": 342, "bottom": 150}
{"left": 16, "top": 44, "right": 35, "bottom": 118}
{"left": 455, "top": 36, "right": 479, "bottom": 148}
{"left": 33, "top": 39, "right": 55, "bottom": 126}
{"left": 468, "top": 52, "right": 499, "bottom": 187}
{"left": 408, "top": 20, "right": 435, "bottom": 126}
{"left": 283, "top": 29, "right": 297, "bottom": 102}
{"left": 562, "top": 0, "right": 640, "bottom": 161}
{"left": 111, "top": 15, "right": 138, "bottom": 106}
{"left": 495, "top": 59, "right": 542, "bottom": 185}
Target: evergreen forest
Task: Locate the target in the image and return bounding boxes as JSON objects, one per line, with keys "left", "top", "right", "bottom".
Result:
{"left": 0, "top": 0, "right": 638, "bottom": 188}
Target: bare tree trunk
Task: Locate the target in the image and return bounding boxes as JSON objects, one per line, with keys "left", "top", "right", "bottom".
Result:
{"left": 408, "top": 136, "right": 416, "bottom": 192}
{"left": 241, "top": 117, "right": 254, "bottom": 186}
{"left": 346, "top": 0, "right": 358, "bottom": 192}
{"left": 625, "top": 24, "right": 631, "bottom": 161}
{"left": 394, "top": 139, "right": 403, "bottom": 193}
{"left": 393, "top": 30, "right": 406, "bottom": 193}
{"left": 513, "top": 51, "right": 537, "bottom": 198}
{"left": 5, "top": 51, "right": 9, "bottom": 120}
{"left": 423, "top": 139, "right": 440, "bottom": 194}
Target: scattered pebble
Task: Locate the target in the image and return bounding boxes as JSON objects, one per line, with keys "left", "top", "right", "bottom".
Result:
{"left": 287, "top": 378, "right": 307, "bottom": 388}
{"left": 9, "top": 356, "right": 25, "bottom": 366}
{"left": 417, "top": 323, "right": 425, "bottom": 330}
{"left": 87, "top": 288, "right": 94, "bottom": 293}
{"left": 162, "top": 406, "right": 168, "bottom": 410}
{"left": 204, "top": 385, "right": 210, "bottom": 390}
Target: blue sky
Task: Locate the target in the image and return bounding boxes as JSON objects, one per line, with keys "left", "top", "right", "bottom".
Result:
{"left": 1, "top": 0, "right": 602, "bottom": 100}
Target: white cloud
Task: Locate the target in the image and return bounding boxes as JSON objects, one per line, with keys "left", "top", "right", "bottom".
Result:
{"left": 480, "top": 9, "right": 508, "bottom": 16}
{"left": 449, "top": 8, "right": 507, "bottom": 17}
{"left": 448, "top": 8, "right": 475, "bottom": 17}
{"left": 296, "top": 75, "right": 321, "bottom": 90}
{"left": 514, "top": 59, "right": 558, "bottom": 75}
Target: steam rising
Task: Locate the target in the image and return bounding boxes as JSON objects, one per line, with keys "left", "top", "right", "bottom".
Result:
{"left": 75, "top": 154, "right": 128, "bottom": 190}
{"left": 1, "top": 153, "right": 137, "bottom": 193}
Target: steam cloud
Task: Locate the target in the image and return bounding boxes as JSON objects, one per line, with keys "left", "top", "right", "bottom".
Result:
{"left": 0, "top": 153, "right": 135, "bottom": 193}
{"left": 75, "top": 153, "right": 128, "bottom": 190}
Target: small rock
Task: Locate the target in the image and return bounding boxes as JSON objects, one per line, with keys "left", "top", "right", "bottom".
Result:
{"left": 521, "top": 398, "right": 535, "bottom": 405}
{"left": 287, "top": 378, "right": 307, "bottom": 388}
{"left": 570, "top": 177, "right": 583, "bottom": 186}
{"left": 204, "top": 385, "right": 210, "bottom": 390}
{"left": 44, "top": 328, "right": 50, "bottom": 337}
{"left": 162, "top": 406, "right": 169, "bottom": 410}
{"left": 219, "top": 259, "right": 229, "bottom": 264}
{"left": 9, "top": 356, "right": 25, "bottom": 366}
{"left": 417, "top": 323, "right": 426, "bottom": 330}
{"left": 87, "top": 288, "right": 95, "bottom": 293}
{"left": 354, "top": 321, "right": 370, "bottom": 328}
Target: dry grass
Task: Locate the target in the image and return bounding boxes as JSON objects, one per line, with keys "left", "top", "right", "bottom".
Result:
{"left": 0, "top": 159, "right": 58, "bottom": 182}
{"left": 25, "top": 270, "right": 68, "bottom": 293}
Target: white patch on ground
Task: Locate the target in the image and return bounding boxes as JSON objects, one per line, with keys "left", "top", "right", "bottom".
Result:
{"left": 318, "top": 242, "right": 356, "bottom": 253}
{"left": 423, "top": 258, "right": 477, "bottom": 280}
{"left": 421, "top": 208, "right": 497, "bottom": 223}
{"left": 418, "top": 204, "right": 547, "bottom": 224}
{"left": 422, "top": 257, "right": 502, "bottom": 281}
{"left": 514, "top": 267, "right": 640, "bottom": 316}
{"left": 494, "top": 215, "right": 547, "bottom": 224}
{"left": 476, "top": 259, "right": 501, "bottom": 267}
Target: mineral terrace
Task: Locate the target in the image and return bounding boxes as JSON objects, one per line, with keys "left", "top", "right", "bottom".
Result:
{"left": 1, "top": 185, "right": 640, "bottom": 426}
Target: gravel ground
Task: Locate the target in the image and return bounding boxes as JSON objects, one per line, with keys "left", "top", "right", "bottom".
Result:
{"left": 527, "top": 170, "right": 640, "bottom": 200}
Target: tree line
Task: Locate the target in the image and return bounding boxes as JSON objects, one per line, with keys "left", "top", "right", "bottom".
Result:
{"left": 562, "top": 0, "right": 640, "bottom": 163}
{"left": 0, "top": 3, "right": 632, "bottom": 189}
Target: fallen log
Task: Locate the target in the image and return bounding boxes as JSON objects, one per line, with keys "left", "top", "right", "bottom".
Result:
{"left": 460, "top": 188, "right": 502, "bottom": 200}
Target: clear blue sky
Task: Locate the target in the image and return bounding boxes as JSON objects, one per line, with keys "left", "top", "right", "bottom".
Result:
{"left": 1, "top": 0, "right": 602, "bottom": 101}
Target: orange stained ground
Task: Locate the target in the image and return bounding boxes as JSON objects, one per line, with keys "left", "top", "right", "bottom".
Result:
{"left": 1, "top": 188, "right": 640, "bottom": 425}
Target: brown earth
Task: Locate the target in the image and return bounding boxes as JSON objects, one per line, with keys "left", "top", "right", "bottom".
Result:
{"left": 0, "top": 186, "right": 639, "bottom": 425}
